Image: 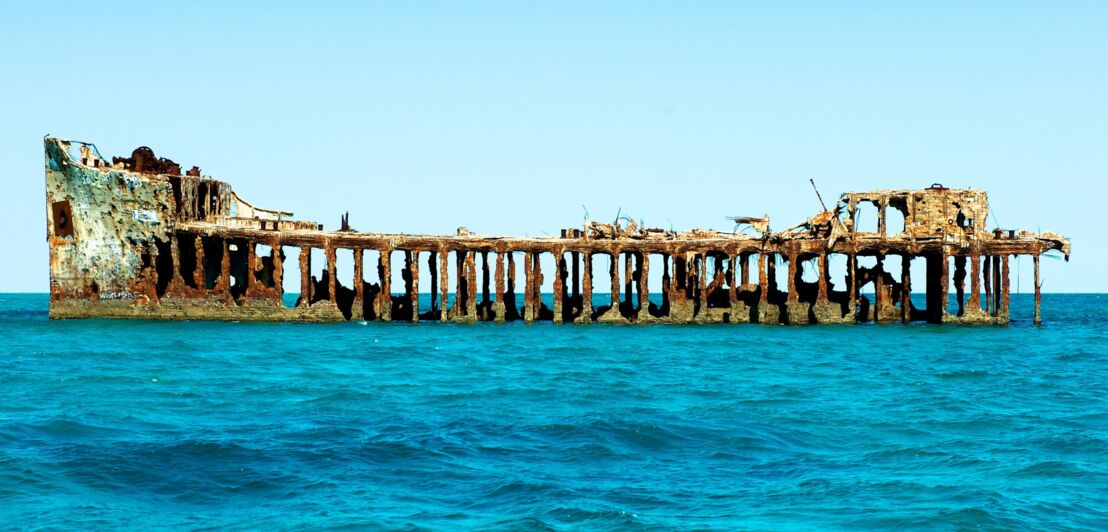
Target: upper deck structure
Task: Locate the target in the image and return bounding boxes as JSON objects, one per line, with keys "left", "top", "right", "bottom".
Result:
{"left": 45, "top": 137, "right": 1070, "bottom": 324}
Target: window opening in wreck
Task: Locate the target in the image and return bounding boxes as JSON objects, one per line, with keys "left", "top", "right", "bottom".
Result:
{"left": 887, "top": 199, "right": 908, "bottom": 236}
{"left": 853, "top": 200, "right": 879, "bottom": 233}
{"left": 801, "top": 256, "right": 819, "bottom": 284}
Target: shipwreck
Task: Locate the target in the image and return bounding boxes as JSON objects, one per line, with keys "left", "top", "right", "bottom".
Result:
{"left": 44, "top": 137, "right": 1070, "bottom": 324}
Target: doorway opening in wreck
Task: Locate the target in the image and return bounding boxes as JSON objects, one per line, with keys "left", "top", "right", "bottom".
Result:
{"left": 277, "top": 246, "right": 298, "bottom": 306}
{"left": 307, "top": 247, "right": 327, "bottom": 305}
{"left": 253, "top": 243, "right": 277, "bottom": 290}
{"left": 154, "top": 237, "right": 173, "bottom": 297}
{"left": 854, "top": 255, "right": 877, "bottom": 321}
{"left": 333, "top": 248, "right": 355, "bottom": 320}
{"left": 358, "top": 249, "right": 382, "bottom": 320}
{"left": 201, "top": 236, "right": 223, "bottom": 290}
{"left": 645, "top": 253, "right": 668, "bottom": 318}
{"left": 826, "top": 253, "right": 850, "bottom": 318}
{"left": 228, "top": 239, "right": 249, "bottom": 303}
{"left": 176, "top": 233, "right": 199, "bottom": 289}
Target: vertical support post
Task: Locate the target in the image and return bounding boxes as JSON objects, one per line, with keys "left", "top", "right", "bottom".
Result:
{"left": 531, "top": 251, "right": 543, "bottom": 319}
{"left": 506, "top": 252, "right": 517, "bottom": 320}
{"left": 552, "top": 249, "right": 565, "bottom": 323}
{"left": 579, "top": 252, "right": 593, "bottom": 322}
{"left": 353, "top": 248, "right": 363, "bottom": 317}
{"left": 988, "top": 254, "right": 997, "bottom": 314}
{"left": 661, "top": 254, "right": 671, "bottom": 312}
{"left": 609, "top": 250, "right": 621, "bottom": 316}
{"left": 623, "top": 252, "right": 633, "bottom": 308}
{"left": 427, "top": 251, "right": 437, "bottom": 318}
{"left": 1000, "top": 254, "right": 1010, "bottom": 320}
{"left": 993, "top": 254, "right": 1002, "bottom": 317}
{"left": 169, "top": 234, "right": 182, "bottom": 286}
{"left": 439, "top": 250, "right": 450, "bottom": 322}
{"left": 194, "top": 235, "right": 206, "bottom": 290}
{"left": 697, "top": 253, "right": 708, "bottom": 315}
{"left": 638, "top": 252, "right": 650, "bottom": 318}
{"left": 1033, "top": 254, "right": 1041, "bottom": 325}
{"left": 494, "top": 251, "right": 505, "bottom": 322}
{"left": 408, "top": 250, "right": 419, "bottom": 322}
{"left": 786, "top": 252, "right": 799, "bottom": 304}
{"left": 848, "top": 253, "right": 857, "bottom": 317}
{"left": 378, "top": 248, "right": 392, "bottom": 321}
{"left": 727, "top": 252, "right": 738, "bottom": 317}
{"left": 758, "top": 252, "right": 769, "bottom": 304}
{"left": 817, "top": 253, "right": 829, "bottom": 303}
{"left": 454, "top": 250, "right": 465, "bottom": 318}
{"left": 272, "top": 238, "right": 283, "bottom": 307}
{"left": 326, "top": 245, "right": 337, "bottom": 304}
{"left": 481, "top": 251, "right": 490, "bottom": 314}
{"left": 940, "top": 251, "right": 950, "bottom": 321}
{"left": 244, "top": 240, "right": 256, "bottom": 299}
{"left": 466, "top": 251, "right": 478, "bottom": 319}
{"left": 878, "top": 198, "right": 887, "bottom": 239}
{"left": 220, "top": 239, "right": 232, "bottom": 299}
{"left": 968, "top": 252, "right": 981, "bottom": 313}
{"left": 299, "top": 246, "right": 310, "bottom": 307}
{"left": 874, "top": 254, "right": 885, "bottom": 322}
{"left": 687, "top": 253, "right": 697, "bottom": 303}
{"left": 740, "top": 253, "right": 750, "bottom": 286}
{"left": 523, "top": 252, "right": 534, "bottom": 323}
{"left": 900, "top": 254, "right": 911, "bottom": 322}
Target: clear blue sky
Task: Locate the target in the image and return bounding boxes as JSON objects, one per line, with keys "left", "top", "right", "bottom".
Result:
{"left": 2, "top": 2, "right": 1104, "bottom": 292}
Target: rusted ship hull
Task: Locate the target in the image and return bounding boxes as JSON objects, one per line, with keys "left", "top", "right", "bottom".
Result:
{"left": 45, "top": 137, "right": 1069, "bottom": 324}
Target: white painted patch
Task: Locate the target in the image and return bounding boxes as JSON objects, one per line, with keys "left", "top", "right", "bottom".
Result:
{"left": 132, "top": 209, "right": 159, "bottom": 224}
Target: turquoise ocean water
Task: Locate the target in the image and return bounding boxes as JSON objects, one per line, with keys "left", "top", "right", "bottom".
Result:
{"left": 1, "top": 293, "right": 1106, "bottom": 530}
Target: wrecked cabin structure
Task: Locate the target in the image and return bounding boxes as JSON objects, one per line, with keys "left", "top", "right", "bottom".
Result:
{"left": 45, "top": 137, "right": 1070, "bottom": 325}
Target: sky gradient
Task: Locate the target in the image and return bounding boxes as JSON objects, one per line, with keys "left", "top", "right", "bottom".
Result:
{"left": 2, "top": 2, "right": 1105, "bottom": 292}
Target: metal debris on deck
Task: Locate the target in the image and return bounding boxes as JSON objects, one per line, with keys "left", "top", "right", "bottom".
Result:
{"left": 44, "top": 137, "right": 1070, "bottom": 324}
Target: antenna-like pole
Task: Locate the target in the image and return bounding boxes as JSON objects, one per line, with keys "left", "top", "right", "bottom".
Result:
{"left": 809, "top": 178, "right": 828, "bottom": 211}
